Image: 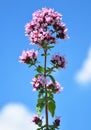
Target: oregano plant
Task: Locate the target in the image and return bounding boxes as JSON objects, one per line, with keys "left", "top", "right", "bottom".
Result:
{"left": 19, "top": 8, "right": 68, "bottom": 130}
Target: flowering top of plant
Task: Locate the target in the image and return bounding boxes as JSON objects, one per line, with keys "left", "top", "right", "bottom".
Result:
{"left": 20, "top": 7, "right": 69, "bottom": 130}
{"left": 25, "top": 8, "right": 68, "bottom": 47}
{"left": 19, "top": 49, "right": 38, "bottom": 64}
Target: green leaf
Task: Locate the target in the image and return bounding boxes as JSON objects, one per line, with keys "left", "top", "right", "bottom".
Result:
{"left": 48, "top": 101, "right": 56, "bottom": 117}
{"left": 48, "top": 75, "right": 55, "bottom": 84}
{"left": 41, "top": 53, "right": 50, "bottom": 56}
{"left": 36, "top": 65, "right": 44, "bottom": 73}
{"left": 38, "top": 98, "right": 45, "bottom": 103}
{"left": 46, "top": 67, "right": 52, "bottom": 73}
{"left": 37, "top": 128, "right": 40, "bottom": 130}
{"left": 38, "top": 90, "right": 44, "bottom": 98}
{"left": 46, "top": 67, "right": 55, "bottom": 74}
{"left": 47, "top": 90, "right": 54, "bottom": 99}
{"left": 37, "top": 125, "right": 46, "bottom": 130}
{"left": 36, "top": 103, "right": 45, "bottom": 116}
{"left": 36, "top": 98, "right": 45, "bottom": 116}
{"left": 47, "top": 46, "right": 54, "bottom": 49}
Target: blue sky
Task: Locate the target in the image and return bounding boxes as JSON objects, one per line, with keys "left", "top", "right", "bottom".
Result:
{"left": 0, "top": 0, "right": 91, "bottom": 130}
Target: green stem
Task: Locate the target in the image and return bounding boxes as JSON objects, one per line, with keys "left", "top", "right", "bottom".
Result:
{"left": 47, "top": 66, "right": 55, "bottom": 76}
{"left": 44, "top": 49, "right": 49, "bottom": 130}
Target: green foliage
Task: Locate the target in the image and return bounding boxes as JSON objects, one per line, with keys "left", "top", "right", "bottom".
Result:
{"left": 48, "top": 100, "right": 56, "bottom": 117}
{"left": 38, "top": 89, "right": 44, "bottom": 98}
{"left": 37, "top": 125, "right": 46, "bottom": 130}
{"left": 48, "top": 75, "right": 55, "bottom": 84}
{"left": 41, "top": 53, "right": 50, "bottom": 56}
{"left": 46, "top": 67, "right": 55, "bottom": 75}
{"left": 46, "top": 45, "right": 54, "bottom": 50}
{"left": 36, "top": 98, "right": 45, "bottom": 116}
{"left": 41, "top": 44, "right": 54, "bottom": 50}
{"left": 49, "top": 125, "right": 60, "bottom": 130}
{"left": 47, "top": 90, "right": 54, "bottom": 99}
{"left": 36, "top": 65, "right": 45, "bottom": 73}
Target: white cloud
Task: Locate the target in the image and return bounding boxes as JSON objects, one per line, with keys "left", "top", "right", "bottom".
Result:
{"left": 75, "top": 47, "right": 91, "bottom": 85}
{"left": 0, "top": 103, "right": 37, "bottom": 130}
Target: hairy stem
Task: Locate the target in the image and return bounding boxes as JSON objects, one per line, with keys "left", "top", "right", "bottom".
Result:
{"left": 44, "top": 49, "right": 48, "bottom": 130}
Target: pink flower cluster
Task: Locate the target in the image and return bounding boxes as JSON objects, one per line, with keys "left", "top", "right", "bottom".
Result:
{"left": 47, "top": 81, "right": 63, "bottom": 93}
{"left": 31, "top": 75, "right": 63, "bottom": 93}
{"left": 25, "top": 8, "right": 68, "bottom": 47}
{"left": 32, "top": 116, "right": 42, "bottom": 126}
{"left": 19, "top": 49, "right": 38, "bottom": 64}
{"left": 31, "top": 75, "right": 47, "bottom": 90}
{"left": 51, "top": 54, "right": 66, "bottom": 68}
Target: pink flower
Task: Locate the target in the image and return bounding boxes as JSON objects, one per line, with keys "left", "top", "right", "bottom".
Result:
{"left": 25, "top": 8, "right": 68, "bottom": 47}
{"left": 47, "top": 81, "right": 63, "bottom": 93}
{"left": 28, "top": 28, "right": 56, "bottom": 46}
{"left": 31, "top": 75, "right": 47, "bottom": 90}
{"left": 51, "top": 54, "right": 66, "bottom": 68}
{"left": 19, "top": 49, "right": 38, "bottom": 64}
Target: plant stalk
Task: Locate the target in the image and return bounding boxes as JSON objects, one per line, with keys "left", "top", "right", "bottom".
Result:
{"left": 44, "top": 49, "right": 48, "bottom": 130}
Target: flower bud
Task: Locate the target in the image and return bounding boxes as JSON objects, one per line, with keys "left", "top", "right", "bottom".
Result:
{"left": 51, "top": 54, "right": 66, "bottom": 69}
{"left": 53, "top": 117, "right": 60, "bottom": 127}
{"left": 32, "top": 116, "right": 42, "bottom": 126}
